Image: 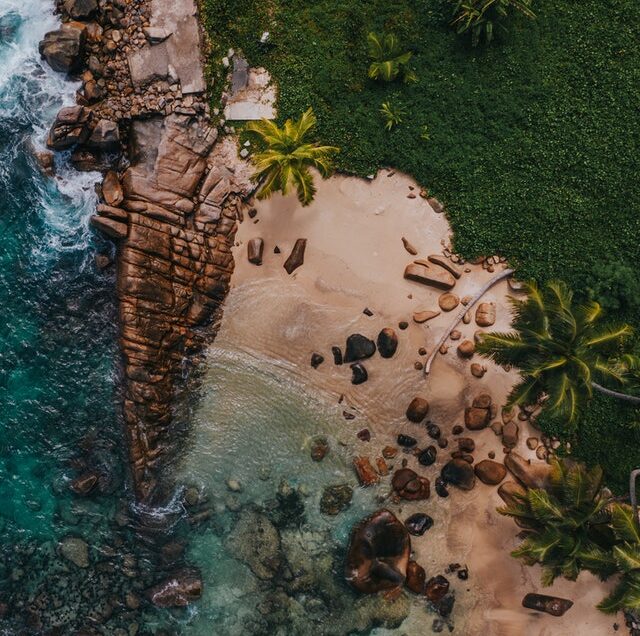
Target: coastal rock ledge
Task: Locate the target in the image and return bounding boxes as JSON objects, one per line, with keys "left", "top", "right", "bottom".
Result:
{"left": 39, "top": 0, "right": 255, "bottom": 501}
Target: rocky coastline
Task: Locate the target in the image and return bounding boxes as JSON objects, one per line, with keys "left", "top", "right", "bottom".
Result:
{"left": 39, "top": 0, "right": 254, "bottom": 502}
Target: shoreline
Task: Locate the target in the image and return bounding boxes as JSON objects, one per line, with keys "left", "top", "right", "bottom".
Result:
{"left": 207, "top": 168, "right": 618, "bottom": 634}
{"left": 38, "top": 0, "right": 255, "bottom": 501}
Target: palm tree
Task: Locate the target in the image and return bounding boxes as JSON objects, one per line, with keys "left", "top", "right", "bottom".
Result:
{"left": 380, "top": 101, "right": 405, "bottom": 131}
{"left": 598, "top": 503, "right": 640, "bottom": 613}
{"left": 450, "top": 0, "right": 536, "bottom": 47}
{"left": 244, "top": 108, "right": 339, "bottom": 206}
{"left": 367, "top": 32, "right": 417, "bottom": 83}
{"left": 498, "top": 459, "right": 616, "bottom": 586}
{"left": 477, "top": 280, "right": 639, "bottom": 425}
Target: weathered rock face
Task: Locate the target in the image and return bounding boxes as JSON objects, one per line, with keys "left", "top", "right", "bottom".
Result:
{"left": 47, "top": 105, "right": 93, "bottom": 150}
{"left": 110, "top": 119, "right": 253, "bottom": 500}
{"left": 345, "top": 509, "right": 410, "bottom": 594}
{"left": 39, "top": 22, "right": 86, "bottom": 73}
{"left": 63, "top": 0, "right": 97, "bottom": 20}
{"left": 86, "top": 118, "right": 120, "bottom": 151}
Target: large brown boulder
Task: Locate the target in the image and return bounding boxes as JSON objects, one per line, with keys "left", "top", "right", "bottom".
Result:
{"left": 145, "top": 568, "right": 202, "bottom": 608}
{"left": 441, "top": 459, "right": 476, "bottom": 490}
{"left": 39, "top": 22, "right": 86, "bottom": 73}
{"left": 391, "top": 468, "right": 430, "bottom": 500}
{"left": 345, "top": 509, "right": 410, "bottom": 594}
{"left": 86, "top": 119, "right": 120, "bottom": 152}
{"left": 404, "top": 262, "right": 455, "bottom": 290}
{"left": 102, "top": 170, "right": 123, "bottom": 206}
{"left": 406, "top": 397, "right": 429, "bottom": 423}
{"left": 47, "top": 105, "right": 93, "bottom": 150}
{"left": 504, "top": 452, "right": 552, "bottom": 490}
{"left": 474, "top": 459, "right": 507, "bottom": 485}
{"left": 63, "top": 0, "right": 97, "bottom": 19}
{"left": 464, "top": 406, "right": 490, "bottom": 430}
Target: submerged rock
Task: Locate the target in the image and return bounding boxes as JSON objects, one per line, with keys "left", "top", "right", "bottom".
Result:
{"left": 145, "top": 568, "right": 202, "bottom": 608}
{"left": 58, "top": 536, "right": 89, "bottom": 568}
{"left": 320, "top": 484, "right": 353, "bottom": 516}
{"left": 345, "top": 509, "right": 410, "bottom": 593}
{"left": 226, "top": 510, "right": 282, "bottom": 579}
{"left": 353, "top": 456, "right": 379, "bottom": 486}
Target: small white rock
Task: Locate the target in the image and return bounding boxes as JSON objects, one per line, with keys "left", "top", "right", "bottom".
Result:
{"left": 226, "top": 479, "right": 242, "bottom": 492}
{"left": 239, "top": 148, "right": 249, "bottom": 158}
{"left": 222, "top": 56, "right": 230, "bottom": 68}
{"left": 260, "top": 31, "right": 270, "bottom": 43}
{"left": 227, "top": 48, "right": 235, "bottom": 58}
{"left": 243, "top": 140, "right": 251, "bottom": 147}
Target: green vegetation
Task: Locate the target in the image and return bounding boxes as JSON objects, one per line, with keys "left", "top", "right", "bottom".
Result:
{"left": 244, "top": 108, "right": 339, "bottom": 205}
{"left": 499, "top": 459, "right": 615, "bottom": 585}
{"left": 477, "top": 280, "right": 635, "bottom": 425}
{"left": 499, "top": 458, "right": 640, "bottom": 614}
{"left": 367, "top": 32, "right": 416, "bottom": 83}
{"left": 380, "top": 101, "right": 405, "bottom": 131}
{"left": 200, "top": 0, "right": 640, "bottom": 490}
{"left": 450, "top": 0, "right": 536, "bottom": 46}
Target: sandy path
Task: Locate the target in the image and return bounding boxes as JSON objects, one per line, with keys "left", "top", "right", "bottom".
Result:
{"left": 211, "top": 169, "right": 618, "bottom": 635}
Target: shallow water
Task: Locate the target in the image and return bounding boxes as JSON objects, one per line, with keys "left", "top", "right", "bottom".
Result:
{"left": 0, "top": 2, "right": 449, "bottom": 633}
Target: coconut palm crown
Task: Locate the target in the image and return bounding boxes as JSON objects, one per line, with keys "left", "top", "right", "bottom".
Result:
{"left": 244, "top": 108, "right": 339, "bottom": 206}
{"left": 498, "top": 459, "right": 615, "bottom": 586}
{"left": 477, "top": 280, "right": 633, "bottom": 425}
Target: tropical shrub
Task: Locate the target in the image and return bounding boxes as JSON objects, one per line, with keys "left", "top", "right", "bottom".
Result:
{"left": 367, "top": 32, "right": 416, "bottom": 83}
{"left": 450, "top": 0, "right": 536, "bottom": 46}
{"left": 244, "top": 108, "right": 339, "bottom": 206}
{"left": 380, "top": 101, "right": 405, "bottom": 131}
{"left": 477, "top": 280, "right": 634, "bottom": 425}
{"left": 584, "top": 260, "right": 640, "bottom": 314}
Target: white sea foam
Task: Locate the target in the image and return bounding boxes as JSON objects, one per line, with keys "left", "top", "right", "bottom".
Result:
{"left": 0, "top": 0, "right": 99, "bottom": 266}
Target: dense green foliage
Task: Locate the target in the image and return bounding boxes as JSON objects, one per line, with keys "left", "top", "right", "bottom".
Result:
{"left": 367, "top": 32, "right": 416, "bottom": 83}
{"left": 499, "top": 459, "right": 640, "bottom": 613}
{"left": 478, "top": 280, "right": 633, "bottom": 425}
{"left": 585, "top": 260, "right": 640, "bottom": 315}
{"left": 200, "top": 0, "right": 640, "bottom": 490}
{"left": 498, "top": 460, "right": 615, "bottom": 585}
{"left": 244, "top": 108, "right": 339, "bottom": 205}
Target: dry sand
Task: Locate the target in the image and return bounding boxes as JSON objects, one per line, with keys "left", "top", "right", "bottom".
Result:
{"left": 210, "top": 169, "right": 617, "bottom": 635}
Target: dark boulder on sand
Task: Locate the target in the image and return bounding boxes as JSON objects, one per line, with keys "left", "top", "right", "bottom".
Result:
{"left": 344, "top": 334, "right": 376, "bottom": 362}
{"left": 345, "top": 509, "right": 410, "bottom": 593}
{"left": 522, "top": 593, "right": 573, "bottom": 617}
{"left": 377, "top": 328, "right": 398, "bottom": 358}
{"left": 441, "top": 459, "right": 476, "bottom": 490}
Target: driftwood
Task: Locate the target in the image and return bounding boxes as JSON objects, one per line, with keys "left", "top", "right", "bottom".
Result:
{"left": 423, "top": 268, "right": 515, "bottom": 376}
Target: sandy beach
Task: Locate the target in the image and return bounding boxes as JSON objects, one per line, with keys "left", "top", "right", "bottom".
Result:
{"left": 208, "top": 168, "right": 618, "bottom": 635}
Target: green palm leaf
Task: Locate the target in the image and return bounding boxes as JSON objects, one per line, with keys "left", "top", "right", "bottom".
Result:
{"left": 611, "top": 504, "right": 640, "bottom": 543}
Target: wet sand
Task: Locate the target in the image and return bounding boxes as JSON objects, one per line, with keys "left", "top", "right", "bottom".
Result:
{"left": 211, "top": 169, "right": 617, "bottom": 635}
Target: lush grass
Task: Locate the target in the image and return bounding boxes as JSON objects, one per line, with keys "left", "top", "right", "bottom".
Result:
{"left": 201, "top": 0, "right": 640, "bottom": 491}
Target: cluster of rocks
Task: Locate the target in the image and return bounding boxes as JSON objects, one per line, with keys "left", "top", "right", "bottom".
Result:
{"left": 247, "top": 236, "right": 307, "bottom": 273}
{"left": 345, "top": 509, "right": 457, "bottom": 629}
{"left": 39, "top": 0, "right": 258, "bottom": 503}
{"left": 310, "top": 328, "right": 399, "bottom": 388}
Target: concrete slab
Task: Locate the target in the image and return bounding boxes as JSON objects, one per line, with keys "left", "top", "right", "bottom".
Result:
{"left": 224, "top": 66, "right": 277, "bottom": 121}
{"left": 165, "top": 16, "right": 205, "bottom": 94}
{"left": 231, "top": 56, "right": 248, "bottom": 94}
{"left": 128, "top": 42, "right": 169, "bottom": 86}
